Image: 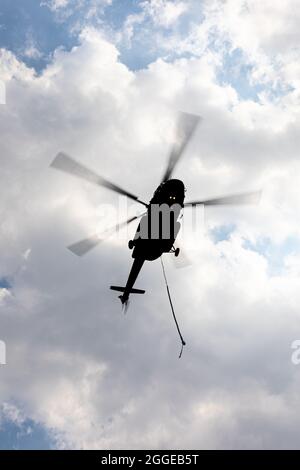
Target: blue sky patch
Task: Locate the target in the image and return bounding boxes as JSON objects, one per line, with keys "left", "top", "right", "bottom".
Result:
{"left": 105, "top": 0, "right": 142, "bottom": 30}
{"left": 0, "top": 277, "right": 12, "bottom": 290}
{"left": 0, "top": 1, "right": 206, "bottom": 73}
{"left": 216, "top": 48, "right": 265, "bottom": 102}
{"left": 244, "top": 235, "right": 300, "bottom": 275}
{"left": 210, "top": 223, "right": 236, "bottom": 243}
{"left": 0, "top": 414, "right": 56, "bottom": 450}
{"left": 0, "top": 0, "right": 79, "bottom": 72}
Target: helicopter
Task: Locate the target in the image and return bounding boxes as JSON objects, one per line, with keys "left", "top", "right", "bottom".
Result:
{"left": 50, "top": 112, "right": 260, "bottom": 306}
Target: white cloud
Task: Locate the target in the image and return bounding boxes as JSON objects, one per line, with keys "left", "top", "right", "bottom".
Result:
{"left": 42, "top": 0, "right": 112, "bottom": 15}
{"left": 141, "top": 0, "right": 188, "bottom": 28}
{"left": 116, "top": 0, "right": 300, "bottom": 104}
{"left": 1, "top": 0, "right": 300, "bottom": 449}
{"left": 198, "top": 0, "right": 300, "bottom": 95}
{"left": 52, "top": 0, "right": 70, "bottom": 9}
{"left": 40, "top": 0, "right": 71, "bottom": 12}
{"left": 0, "top": 288, "right": 11, "bottom": 304}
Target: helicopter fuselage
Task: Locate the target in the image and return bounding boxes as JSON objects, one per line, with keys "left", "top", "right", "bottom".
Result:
{"left": 110, "top": 179, "right": 185, "bottom": 304}
{"left": 131, "top": 178, "right": 185, "bottom": 261}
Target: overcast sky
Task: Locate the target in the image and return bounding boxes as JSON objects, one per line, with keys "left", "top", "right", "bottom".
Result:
{"left": 1, "top": 0, "right": 300, "bottom": 450}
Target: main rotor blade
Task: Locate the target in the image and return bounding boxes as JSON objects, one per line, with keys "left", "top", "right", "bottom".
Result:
{"left": 161, "top": 112, "right": 201, "bottom": 183}
{"left": 184, "top": 190, "right": 262, "bottom": 207}
{"left": 50, "top": 152, "right": 148, "bottom": 207}
{"left": 68, "top": 213, "right": 145, "bottom": 256}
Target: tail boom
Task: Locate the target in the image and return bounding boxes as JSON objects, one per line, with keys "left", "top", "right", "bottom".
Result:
{"left": 110, "top": 257, "right": 145, "bottom": 304}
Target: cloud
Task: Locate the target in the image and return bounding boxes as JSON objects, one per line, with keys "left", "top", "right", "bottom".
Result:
{"left": 41, "top": 0, "right": 112, "bottom": 19}
{"left": 196, "top": 0, "right": 300, "bottom": 96}
{"left": 141, "top": 0, "right": 188, "bottom": 28}
{"left": 117, "top": 0, "right": 300, "bottom": 100}
{"left": 1, "top": 1, "right": 300, "bottom": 449}
{"left": 42, "top": 0, "right": 70, "bottom": 10}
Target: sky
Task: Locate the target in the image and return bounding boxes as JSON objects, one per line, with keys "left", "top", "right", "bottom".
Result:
{"left": 1, "top": 0, "right": 300, "bottom": 450}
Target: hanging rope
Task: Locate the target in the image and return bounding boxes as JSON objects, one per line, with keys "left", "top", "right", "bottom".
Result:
{"left": 160, "top": 256, "right": 186, "bottom": 358}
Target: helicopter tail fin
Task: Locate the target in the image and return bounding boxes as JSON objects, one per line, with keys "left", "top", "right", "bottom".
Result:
{"left": 110, "top": 286, "right": 145, "bottom": 307}
{"left": 110, "top": 286, "right": 145, "bottom": 295}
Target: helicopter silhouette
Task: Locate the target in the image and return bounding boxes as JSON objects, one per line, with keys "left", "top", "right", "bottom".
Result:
{"left": 50, "top": 112, "right": 260, "bottom": 306}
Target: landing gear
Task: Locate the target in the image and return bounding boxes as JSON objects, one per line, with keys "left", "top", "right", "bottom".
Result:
{"left": 128, "top": 240, "right": 134, "bottom": 250}
{"left": 170, "top": 246, "right": 180, "bottom": 257}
